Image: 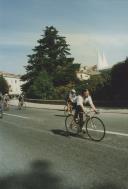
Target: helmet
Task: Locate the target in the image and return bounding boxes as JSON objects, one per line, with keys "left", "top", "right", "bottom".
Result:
{"left": 71, "top": 89, "right": 76, "bottom": 93}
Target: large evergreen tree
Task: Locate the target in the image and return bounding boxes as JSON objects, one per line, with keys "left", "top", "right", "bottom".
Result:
{"left": 22, "top": 26, "right": 80, "bottom": 98}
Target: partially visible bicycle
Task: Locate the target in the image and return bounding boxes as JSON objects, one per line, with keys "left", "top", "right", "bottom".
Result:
{"left": 0, "top": 104, "right": 3, "bottom": 118}
{"left": 3, "top": 101, "right": 9, "bottom": 111}
{"left": 64, "top": 104, "right": 76, "bottom": 116}
{"left": 18, "top": 101, "right": 26, "bottom": 110}
{"left": 64, "top": 105, "right": 69, "bottom": 116}
{"left": 65, "top": 109, "right": 105, "bottom": 141}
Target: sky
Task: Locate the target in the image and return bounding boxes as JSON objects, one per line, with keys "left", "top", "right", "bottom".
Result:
{"left": 1, "top": 0, "right": 128, "bottom": 74}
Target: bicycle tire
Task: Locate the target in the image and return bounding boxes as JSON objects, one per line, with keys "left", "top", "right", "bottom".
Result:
{"left": 65, "top": 115, "right": 79, "bottom": 134}
{"left": 86, "top": 116, "right": 105, "bottom": 141}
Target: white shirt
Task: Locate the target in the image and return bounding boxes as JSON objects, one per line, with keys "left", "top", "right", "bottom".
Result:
{"left": 69, "top": 93, "right": 77, "bottom": 103}
{"left": 76, "top": 95, "right": 93, "bottom": 109}
{"left": 84, "top": 96, "right": 93, "bottom": 106}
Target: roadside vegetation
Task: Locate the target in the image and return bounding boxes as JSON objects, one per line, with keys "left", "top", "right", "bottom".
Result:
{"left": 21, "top": 26, "right": 128, "bottom": 101}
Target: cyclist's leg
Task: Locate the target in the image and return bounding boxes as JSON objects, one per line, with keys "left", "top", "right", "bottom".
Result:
{"left": 67, "top": 101, "right": 69, "bottom": 112}
{"left": 18, "top": 100, "right": 21, "bottom": 109}
{"left": 78, "top": 106, "right": 84, "bottom": 130}
{"left": 0, "top": 102, "right": 3, "bottom": 117}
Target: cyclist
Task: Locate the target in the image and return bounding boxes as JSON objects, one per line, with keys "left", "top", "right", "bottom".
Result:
{"left": 0, "top": 92, "right": 4, "bottom": 117}
{"left": 3, "top": 93, "right": 10, "bottom": 110}
{"left": 74, "top": 89, "right": 97, "bottom": 132}
{"left": 18, "top": 93, "right": 24, "bottom": 109}
{"left": 66, "top": 89, "right": 77, "bottom": 115}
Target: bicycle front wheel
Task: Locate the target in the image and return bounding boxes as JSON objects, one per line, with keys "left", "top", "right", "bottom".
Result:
{"left": 65, "top": 115, "right": 78, "bottom": 134}
{"left": 86, "top": 117, "right": 105, "bottom": 141}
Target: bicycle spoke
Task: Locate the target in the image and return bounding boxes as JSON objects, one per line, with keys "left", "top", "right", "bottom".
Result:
{"left": 86, "top": 117, "right": 105, "bottom": 141}
{"left": 65, "top": 115, "right": 78, "bottom": 134}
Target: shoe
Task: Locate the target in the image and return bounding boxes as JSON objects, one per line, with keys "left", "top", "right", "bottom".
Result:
{"left": 82, "top": 126, "right": 86, "bottom": 134}
{"left": 75, "top": 118, "right": 79, "bottom": 124}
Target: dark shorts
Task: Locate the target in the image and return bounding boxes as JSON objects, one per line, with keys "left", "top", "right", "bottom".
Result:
{"left": 74, "top": 105, "right": 84, "bottom": 127}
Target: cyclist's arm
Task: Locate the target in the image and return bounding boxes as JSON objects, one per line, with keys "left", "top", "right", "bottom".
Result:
{"left": 85, "top": 96, "right": 97, "bottom": 112}
{"left": 77, "top": 96, "right": 85, "bottom": 113}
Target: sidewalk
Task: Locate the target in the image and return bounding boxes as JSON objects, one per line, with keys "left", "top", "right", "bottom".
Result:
{"left": 9, "top": 99, "right": 128, "bottom": 114}
{"left": 9, "top": 99, "right": 64, "bottom": 110}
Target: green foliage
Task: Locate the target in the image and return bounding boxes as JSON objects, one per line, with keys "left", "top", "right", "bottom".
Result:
{"left": 54, "top": 82, "right": 76, "bottom": 100}
{"left": 111, "top": 58, "right": 128, "bottom": 100}
{"left": 26, "top": 71, "right": 54, "bottom": 99}
{"left": 22, "top": 26, "right": 80, "bottom": 99}
{"left": 75, "top": 69, "right": 112, "bottom": 100}
{"left": 0, "top": 75, "right": 9, "bottom": 94}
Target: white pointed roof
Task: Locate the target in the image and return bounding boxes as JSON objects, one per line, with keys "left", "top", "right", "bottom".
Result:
{"left": 97, "top": 51, "right": 109, "bottom": 70}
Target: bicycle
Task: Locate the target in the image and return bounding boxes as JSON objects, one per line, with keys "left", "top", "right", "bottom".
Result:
{"left": 18, "top": 101, "right": 26, "bottom": 110}
{"left": 64, "top": 103, "right": 76, "bottom": 116}
{"left": 0, "top": 104, "right": 3, "bottom": 118}
{"left": 65, "top": 109, "right": 105, "bottom": 141}
{"left": 3, "top": 100, "right": 9, "bottom": 111}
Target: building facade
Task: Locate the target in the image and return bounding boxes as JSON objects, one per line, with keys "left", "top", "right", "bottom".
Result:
{"left": 0, "top": 71, "right": 23, "bottom": 96}
{"left": 76, "top": 65, "right": 99, "bottom": 81}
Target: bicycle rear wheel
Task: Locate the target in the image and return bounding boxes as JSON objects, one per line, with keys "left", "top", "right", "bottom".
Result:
{"left": 86, "top": 117, "right": 105, "bottom": 141}
{"left": 65, "top": 115, "right": 78, "bottom": 134}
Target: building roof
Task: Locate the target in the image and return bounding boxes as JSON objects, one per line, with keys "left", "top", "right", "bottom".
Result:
{"left": 0, "top": 71, "right": 21, "bottom": 79}
{"left": 77, "top": 65, "right": 100, "bottom": 76}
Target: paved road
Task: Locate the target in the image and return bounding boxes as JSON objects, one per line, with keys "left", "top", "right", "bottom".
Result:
{"left": 0, "top": 106, "right": 128, "bottom": 189}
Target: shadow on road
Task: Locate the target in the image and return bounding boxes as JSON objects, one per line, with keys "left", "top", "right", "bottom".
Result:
{"left": 51, "top": 129, "right": 90, "bottom": 141}
{"left": 90, "top": 182, "right": 126, "bottom": 189}
{"left": 54, "top": 114, "right": 66, "bottom": 117}
{"left": 51, "top": 129, "right": 69, "bottom": 137}
{"left": 0, "top": 160, "right": 78, "bottom": 189}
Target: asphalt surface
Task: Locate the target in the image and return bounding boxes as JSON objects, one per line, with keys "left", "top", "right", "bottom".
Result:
{"left": 0, "top": 106, "right": 128, "bottom": 189}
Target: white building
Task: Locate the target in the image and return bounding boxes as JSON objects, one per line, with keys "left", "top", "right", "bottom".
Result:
{"left": 0, "top": 71, "right": 24, "bottom": 95}
{"left": 76, "top": 66, "right": 90, "bottom": 81}
{"left": 76, "top": 65, "right": 99, "bottom": 81}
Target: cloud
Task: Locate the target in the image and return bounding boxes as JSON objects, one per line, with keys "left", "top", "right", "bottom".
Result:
{"left": 1, "top": 30, "right": 128, "bottom": 71}
{"left": 0, "top": 32, "right": 40, "bottom": 47}
{"left": 65, "top": 32, "right": 128, "bottom": 47}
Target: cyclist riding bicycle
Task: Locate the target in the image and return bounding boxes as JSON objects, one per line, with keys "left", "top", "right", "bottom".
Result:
{"left": 0, "top": 92, "right": 4, "bottom": 116}
{"left": 66, "top": 89, "right": 77, "bottom": 115}
{"left": 3, "top": 93, "right": 10, "bottom": 110}
{"left": 18, "top": 94, "right": 24, "bottom": 109}
{"left": 74, "top": 89, "right": 97, "bottom": 132}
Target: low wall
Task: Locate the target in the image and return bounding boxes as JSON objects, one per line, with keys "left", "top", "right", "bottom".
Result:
{"left": 25, "top": 98, "right": 65, "bottom": 105}
{"left": 25, "top": 98, "right": 128, "bottom": 108}
{"left": 94, "top": 100, "right": 128, "bottom": 108}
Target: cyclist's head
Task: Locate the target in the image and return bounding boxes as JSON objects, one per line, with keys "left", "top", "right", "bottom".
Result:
{"left": 71, "top": 89, "right": 76, "bottom": 94}
{"left": 81, "top": 89, "right": 89, "bottom": 97}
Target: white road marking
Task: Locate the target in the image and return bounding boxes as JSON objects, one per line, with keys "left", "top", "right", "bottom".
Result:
{"left": 2, "top": 113, "right": 128, "bottom": 138}
{"left": 106, "top": 130, "right": 128, "bottom": 137}
{"left": 4, "top": 113, "right": 29, "bottom": 119}
{"left": 88, "top": 128, "right": 128, "bottom": 137}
